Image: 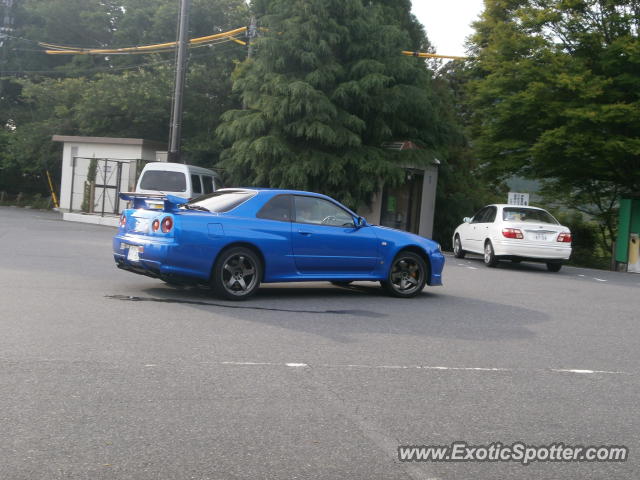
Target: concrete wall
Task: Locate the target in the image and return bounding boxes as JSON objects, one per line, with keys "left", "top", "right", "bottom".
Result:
{"left": 417, "top": 164, "right": 438, "bottom": 239}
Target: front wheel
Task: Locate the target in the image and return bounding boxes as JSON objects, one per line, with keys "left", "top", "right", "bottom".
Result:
{"left": 381, "top": 251, "right": 428, "bottom": 298}
{"left": 547, "top": 262, "right": 562, "bottom": 272}
{"left": 453, "top": 236, "right": 465, "bottom": 259}
{"left": 483, "top": 241, "right": 498, "bottom": 267}
{"left": 212, "top": 247, "right": 262, "bottom": 300}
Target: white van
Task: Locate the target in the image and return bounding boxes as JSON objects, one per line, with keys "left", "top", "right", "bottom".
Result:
{"left": 135, "top": 162, "right": 222, "bottom": 199}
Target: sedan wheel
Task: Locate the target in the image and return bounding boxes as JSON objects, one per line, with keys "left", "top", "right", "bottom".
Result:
{"left": 453, "top": 236, "right": 465, "bottom": 259}
{"left": 483, "top": 241, "right": 498, "bottom": 267}
{"left": 382, "top": 251, "right": 427, "bottom": 298}
{"left": 212, "top": 247, "right": 262, "bottom": 300}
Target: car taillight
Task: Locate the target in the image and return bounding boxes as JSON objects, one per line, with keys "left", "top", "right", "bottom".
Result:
{"left": 557, "top": 232, "right": 572, "bottom": 243}
{"left": 152, "top": 219, "right": 160, "bottom": 232}
{"left": 161, "top": 216, "right": 173, "bottom": 233}
{"left": 119, "top": 214, "right": 127, "bottom": 228}
{"left": 502, "top": 228, "right": 523, "bottom": 239}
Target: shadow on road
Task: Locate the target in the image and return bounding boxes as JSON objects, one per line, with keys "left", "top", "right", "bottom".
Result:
{"left": 106, "top": 282, "right": 550, "bottom": 343}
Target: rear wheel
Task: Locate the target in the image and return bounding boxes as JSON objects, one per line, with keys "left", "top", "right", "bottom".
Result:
{"left": 547, "top": 262, "right": 562, "bottom": 272}
{"left": 212, "top": 247, "right": 262, "bottom": 300}
{"left": 453, "top": 235, "right": 465, "bottom": 259}
{"left": 483, "top": 241, "right": 498, "bottom": 267}
{"left": 381, "top": 251, "right": 428, "bottom": 298}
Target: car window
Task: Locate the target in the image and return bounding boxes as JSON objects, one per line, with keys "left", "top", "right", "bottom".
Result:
{"left": 485, "top": 206, "right": 497, "bottom": 223}
{"left": 294, "top": 196, "right": 354, "bottom": 227}
{"left": 202, "top": 176, "right": 214, "bottom": 194}
{"left": 191, "top": 175, "right": 202, "bottom": 194}
{"left": 257, "top": 195, "right": 291, "bottom": 222}
{"left": 503, "top": 207, "right": 559, "bottom": 224}
{"left": 471, "top": 207, "right": 487, "bottom": 224}
{"left": 187, "top": 190, "right": 256, "bottom": 213}
{"left": 139, "top": 171, "right": 186, "bottom": 192}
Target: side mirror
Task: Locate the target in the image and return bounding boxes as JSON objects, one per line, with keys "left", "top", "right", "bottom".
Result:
{"left": 463, "top": 217, "right": 471, "bottom": 223}
{"left": 355, "top": 216, "right": 367, "bottom": 228}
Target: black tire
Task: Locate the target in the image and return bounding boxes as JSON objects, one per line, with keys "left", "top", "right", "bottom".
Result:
{"left": 453, "top": 235, "right": 465, "bottom": 259}
{"left": 211, "top": 247, "right": 262, "bottom": 300}
{"left": 547, "top": 262, "right": 562, "bottom": 272}
{"left": 483, "top": 241, "right": 498, "bottom": 267}
{"left": 381, "top": 251, "right": 428, "bottom": 298}
{"left": 331, "top": 281, "right": 353, "bottom": 287}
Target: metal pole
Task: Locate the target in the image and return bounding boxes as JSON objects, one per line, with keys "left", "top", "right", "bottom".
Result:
{"left": 242, "top": 16, "right": 257, "bottom": 110}
{"left": 168, "top": 0, "right": 190, "bottom": 164}
{"left": 101, "top": 159, "right": 107, "bottom": 217}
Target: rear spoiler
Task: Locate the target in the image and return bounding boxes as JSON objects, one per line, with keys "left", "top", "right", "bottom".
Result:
{"left": 119, "top": 192, "right": 189, "bottom": 211}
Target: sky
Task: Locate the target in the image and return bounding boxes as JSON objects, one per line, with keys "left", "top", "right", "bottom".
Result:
{"left": 410, "top": 0, "right": 485, "bottom": 57}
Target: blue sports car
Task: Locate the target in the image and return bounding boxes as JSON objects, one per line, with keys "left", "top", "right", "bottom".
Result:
{"left": 113, "top": 189, "right": 444, "bottom": 300}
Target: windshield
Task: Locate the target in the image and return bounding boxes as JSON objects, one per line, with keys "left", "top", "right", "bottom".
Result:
{"left": 186, "top": 190, "right": 255, "bottom": 213}
{"left": 140, "top": 171, "right": 186, "bottom": 192}
{"left": 503, "top": 207, "right": 559, "bottom": 225}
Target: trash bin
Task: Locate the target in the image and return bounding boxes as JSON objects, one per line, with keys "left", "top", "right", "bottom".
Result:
{"left": 629, "top": 233, "right": 640, "bottom": 273}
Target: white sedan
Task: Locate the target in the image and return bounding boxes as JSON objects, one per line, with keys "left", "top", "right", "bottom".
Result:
{"left": 452, "top": 204, "right": 572, "bottom": 271}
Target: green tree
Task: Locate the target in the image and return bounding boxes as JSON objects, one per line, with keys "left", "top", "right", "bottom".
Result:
{"left": 467, "top": 0, "right": 640, "bottom": 249}
{"left": 217, "top": 0, "right": 457, "bottom": 209}
{"left": 1, "top": 0, "right": 249, "bottom": 193}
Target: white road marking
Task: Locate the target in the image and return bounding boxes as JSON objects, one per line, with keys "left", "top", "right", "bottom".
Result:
{"left": 578, "top": 274, "right": 585, "bottom": 277}
{"left": 593, "top": 278, "right": 607, "bottom": 282}
{"left": 467, "top": 266, "right": 478, "bottom": 270}
{"left": 144, "top": 364, "right": 157, "bottom": 367}
{"left": 211, "top": 361, "right": 628, "bottom": 375}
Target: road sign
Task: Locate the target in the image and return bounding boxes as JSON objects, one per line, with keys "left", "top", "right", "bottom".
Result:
{"left": 508, "top": 192, "right": 529, "bottom": 206}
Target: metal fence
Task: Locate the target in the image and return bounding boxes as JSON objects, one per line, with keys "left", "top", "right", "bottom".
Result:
{"left": 68, "top": 157, "right": 150, "bottom": 216}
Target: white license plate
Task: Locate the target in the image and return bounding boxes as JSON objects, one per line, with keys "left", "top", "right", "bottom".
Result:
{"left": 134, "top": 218, "right": 150, "bottom": 233}
{"left": 127, "top": 245, "right": 140, "bottom": 262}
{"left": 534, "top": 233, "right": 548, "bottom": 241}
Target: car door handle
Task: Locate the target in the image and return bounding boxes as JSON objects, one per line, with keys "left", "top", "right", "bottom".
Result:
{"left": 298, "top": 230, "right": 312, "bottom": 236}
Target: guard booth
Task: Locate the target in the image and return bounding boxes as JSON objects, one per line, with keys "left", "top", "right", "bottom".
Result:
{"left": 358, "top": 141, "right": 439, "bottom": 239}
{"left": 614, "top": 196, "right": 640, "bottom": 273}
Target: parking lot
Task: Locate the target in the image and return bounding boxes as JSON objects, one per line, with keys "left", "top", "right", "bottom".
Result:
{"left": 1, "top": 206, "right": 638, "bottom": 479}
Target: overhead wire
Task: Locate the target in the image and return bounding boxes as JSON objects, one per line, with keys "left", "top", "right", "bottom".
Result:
{"left": 34, "top": 27, "right": 465, "bottom": 60}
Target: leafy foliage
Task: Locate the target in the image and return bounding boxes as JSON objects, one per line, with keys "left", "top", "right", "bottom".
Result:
{"left": 467, "top": 0, "right": 640, "bottom": 250}
{"left": 218, "top": 0, "right": 457, "bottom": 209}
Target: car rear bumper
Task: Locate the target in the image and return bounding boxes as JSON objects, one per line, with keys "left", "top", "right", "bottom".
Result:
{"left": 493, "top": 239, "right": 572, "bottom": 261}
{"left": 113, "top": 233, "right": 203, "bottom": 280}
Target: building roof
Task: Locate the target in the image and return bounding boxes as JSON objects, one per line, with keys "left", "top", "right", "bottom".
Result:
{"left": 52, "top": 135, "right": 166, "bottom": 150}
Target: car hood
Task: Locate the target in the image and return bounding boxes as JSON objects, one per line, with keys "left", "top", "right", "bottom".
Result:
{"left": 370, "top": 224, "right": 440, "bottom": 251}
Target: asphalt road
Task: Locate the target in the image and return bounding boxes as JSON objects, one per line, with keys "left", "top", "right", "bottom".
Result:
{"left": 1, "top": 206, "right": 638, "bottom": 480}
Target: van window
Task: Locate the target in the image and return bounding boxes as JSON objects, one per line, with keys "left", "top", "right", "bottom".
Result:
{"left": 191, "top": 174, "right": 202, "bottom": 194}
{"left": 139, "top": 171, "right": 187, "bottom": 192}
{"left": 202, "top": 176, "right": 214, "bottom": 194}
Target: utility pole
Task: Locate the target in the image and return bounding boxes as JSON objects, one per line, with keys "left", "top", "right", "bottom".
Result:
{"left": 0, "top": 0, "right": 15, "bottom": 97}
{"left": 242, "top": 16, "right": 257, "bottom": 110}
{"left": 167, "top": 0, "right": 190, "bottom": 164}
{"left": 247, "top": 16, "right": 257, "bottom": 59}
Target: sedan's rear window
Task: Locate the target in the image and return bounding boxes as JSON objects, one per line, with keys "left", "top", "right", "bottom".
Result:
{"left": 140, "top": 171, "right": 187, "bottom": 192}
{"left": 503, "top": 207, "right": 558, "bottom": 224}
{"left": 187, "top": 191, "right": 255, "bottom": 213}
